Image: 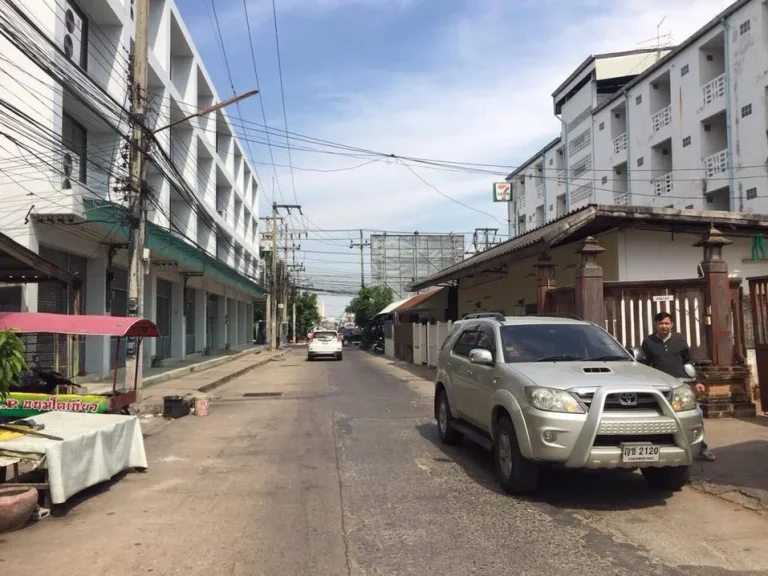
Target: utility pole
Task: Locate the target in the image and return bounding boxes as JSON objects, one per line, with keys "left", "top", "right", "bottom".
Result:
{"left": 281, "top": 220, "right": 289, "bottom": 344}
{"left": 125, "top": 0, "right": 150, "bottom": 405}
{"left": 268, "top": 203, "right": 301, "bottom": 349}
{"left": 349, "top": 229, "right": 370, "bottom": 288}
{"left": 288, "top": 255, "right": 304, "bottom": 345}
{"left": 271, "top": 203, "right": 278, "bottom": 350}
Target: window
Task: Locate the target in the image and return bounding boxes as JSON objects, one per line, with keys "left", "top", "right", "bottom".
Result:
{"left": 740, "top": 20, "right": 751, "bottom": 36}
{"left": 601, "top": 176, "right": 608, "bottom": 184}
{"left": 685, "top": 204, "right": 694, "bottom": 209}
{"left": 62, "top": 112, "right": 87, "bottom": 184}
{"left": 499, "top": 324, "right": 629, "bottom": 363}
{"left": 599, "top": 122, "right": 605, "bottom": 131}
{"left": 549, "top": 158, "right": 553, "bottom": 166}
{"left": 742, "top": 103, "right": 752, "bottom": 118}
{"left": 635, "top": 95, "right": 642, "bottom": 105}
{"left": 680, "top": 64, "right": 689, "bottom": 77}
{"left": 747, "top": 187, "right": 757, "bottom": 200}
{"left": 475, "top": 326, "right": 497, "bottom": 357}
{"left": 637, "top": 157, "right": 644, "bottom": 167}
{"left": 452, "top": 329, "right": 479, "bottom": 358}
{"left": 682, "top": 136, "right": 691, "bottom": 147}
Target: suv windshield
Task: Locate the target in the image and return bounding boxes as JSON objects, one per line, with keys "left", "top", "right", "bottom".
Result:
{"left": 499, "top": 323, "right": 630, "bottom": 363}
{"left": 314, "top": 332, "right": 336, "bottom": 340}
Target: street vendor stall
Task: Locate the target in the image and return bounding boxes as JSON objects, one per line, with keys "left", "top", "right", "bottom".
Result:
{"left": 0, "top": 312, "right": 160, "bottom": 417}
{"left": 0, "top": 411, "right": 148, "bottom": 507}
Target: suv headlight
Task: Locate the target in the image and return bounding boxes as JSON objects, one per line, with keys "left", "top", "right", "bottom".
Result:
{"left": 525, "top": 387, "right": 584, "bottom": 414}
{"left": 670, "top": 384, "right": 697, "bottom": 412}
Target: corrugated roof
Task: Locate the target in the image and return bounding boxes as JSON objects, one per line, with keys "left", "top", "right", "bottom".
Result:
{"left": 376, "top": 298, "right": 411, "bottom": 316}
{"left": 394, "top": 288, "right": 443, "bottom": 312}
{"left": 409, "top": 204, "right": 768, "bottom": 291}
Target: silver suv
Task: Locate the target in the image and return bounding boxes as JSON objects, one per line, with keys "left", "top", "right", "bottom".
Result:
{"left": 434, "top": 314, "right": 703, "bottom": 494}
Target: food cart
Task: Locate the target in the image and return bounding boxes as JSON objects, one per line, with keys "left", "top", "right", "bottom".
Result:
{"left": 0, "top": 312, "right": 160, "bottom": 417}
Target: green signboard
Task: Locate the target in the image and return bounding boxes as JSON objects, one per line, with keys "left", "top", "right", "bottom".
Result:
{"left": 0, "top": 393, "right": 109, "bottom": 418}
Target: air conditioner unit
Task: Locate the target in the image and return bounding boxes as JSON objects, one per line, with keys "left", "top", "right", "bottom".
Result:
{"left": 217, "top": 209, "right": 225, "bottom": 218}
{"left": 61, "top": 150, "right": 80, "bottom": 189}
{"left": 62, "top": 1, "right": 85, "bottom": 68}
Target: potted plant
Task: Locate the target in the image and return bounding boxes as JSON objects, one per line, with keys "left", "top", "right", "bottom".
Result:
{"left": 0, "top": 329, "right": 37, "bottom": 533}
{"left": 0, "top": 328, "right": 26, "bottom": 400}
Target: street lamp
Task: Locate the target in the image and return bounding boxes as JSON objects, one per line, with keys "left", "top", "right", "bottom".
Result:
{"left": 152, "top": 89, "right": 258, "bottom": 134}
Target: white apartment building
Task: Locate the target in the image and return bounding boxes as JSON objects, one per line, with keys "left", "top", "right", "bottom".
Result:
{"left": 507, "top": 0, "right": 765, "bottom": 236}
{"left": 0, "top": 0, "right": 263, "bottom": 377}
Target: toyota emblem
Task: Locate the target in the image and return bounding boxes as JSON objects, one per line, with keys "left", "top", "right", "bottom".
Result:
{"left": 618, "top": 393, "right": 638, "bottom": 406}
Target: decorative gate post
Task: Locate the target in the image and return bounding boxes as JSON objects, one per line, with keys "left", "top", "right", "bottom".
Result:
{"left": 693, "top": 225, "right": 756, "bottom": 418}
{"left": 535, "top": 251, "right": 556, "bottom": 313}
{"left": 574, "top": 237, "right": 606, "bottom": 326}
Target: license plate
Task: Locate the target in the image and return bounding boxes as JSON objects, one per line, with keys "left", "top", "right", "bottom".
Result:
{"left": 621, "top": 443, "right": 660, "bottom": 463}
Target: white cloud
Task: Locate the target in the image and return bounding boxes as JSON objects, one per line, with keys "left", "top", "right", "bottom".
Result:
{"left": 267, "top": 0, "right": 736, "bottom": 232}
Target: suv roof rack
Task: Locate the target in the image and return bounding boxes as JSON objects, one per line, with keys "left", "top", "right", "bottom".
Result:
{"left": 462, "top": 312, "right": 506, "bottom": 321}
{"left": 527, "top": 313, "right": 583, "bottom": 321}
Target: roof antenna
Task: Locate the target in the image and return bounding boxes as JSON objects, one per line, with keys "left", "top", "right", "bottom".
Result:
{"left": 656, "top": 16, "right": 667, "bottom": 59}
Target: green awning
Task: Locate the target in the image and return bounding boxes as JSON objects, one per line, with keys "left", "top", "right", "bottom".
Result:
{"left": 83, "top": 198, "right": 264, "bottom": 297}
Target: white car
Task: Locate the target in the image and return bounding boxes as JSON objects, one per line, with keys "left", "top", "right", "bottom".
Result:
{"left": 308, "top": 330, "right": 343, "bottom": 361}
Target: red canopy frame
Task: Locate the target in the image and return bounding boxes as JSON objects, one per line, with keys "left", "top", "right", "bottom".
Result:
{"left": 0, "top": 312, "right": 160, "bottom": 412}
{"left": 0, "top": 312, "right": 160, "bottom": 338}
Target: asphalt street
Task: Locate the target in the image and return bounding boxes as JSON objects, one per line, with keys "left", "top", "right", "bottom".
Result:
{"left": 2, "top": 347, "right": 768, "bottom": 575}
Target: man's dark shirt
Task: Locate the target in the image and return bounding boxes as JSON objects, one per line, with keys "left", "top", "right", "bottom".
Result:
{"left": 641, "top": 332, "right": 691, "bottom": 378}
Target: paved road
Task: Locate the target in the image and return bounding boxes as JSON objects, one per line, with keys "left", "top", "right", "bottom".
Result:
{"left": 3, "top": 348, "right": 768, "bottom": 575}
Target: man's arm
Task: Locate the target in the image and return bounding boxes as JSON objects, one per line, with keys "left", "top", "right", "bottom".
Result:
{"left": 677, "top": 334, "right": 692, "bottom": 365}
{"left": 640, "top": 337, "right": 652, "bottom": 365}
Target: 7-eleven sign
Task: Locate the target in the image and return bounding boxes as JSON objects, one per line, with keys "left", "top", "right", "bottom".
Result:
{"left": 493, "top": 182, "right": 511, "bottom": 202}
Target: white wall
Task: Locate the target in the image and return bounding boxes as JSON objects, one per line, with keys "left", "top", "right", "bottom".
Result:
{"left": 616, "top": 228, "right": 768, "bottom": 292}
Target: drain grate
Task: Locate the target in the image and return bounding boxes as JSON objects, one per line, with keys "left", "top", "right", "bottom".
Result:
{"left": 243, "top": 392, "right": 283, "bottom": 398}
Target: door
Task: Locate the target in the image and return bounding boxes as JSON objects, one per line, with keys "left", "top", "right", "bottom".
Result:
{"left": 185, "top": 287, "right": 195, "bottom": 354}
{"left": 462, "top": 324, "right": 498, "bottom": 429}
{"left": 448, "top": 325, "right": 479, "bottom": 419}
{"left": 207, "top": 294, "right": 219, "bottom": 351}
{"left": 156, "top": 279, "right": 172, "bottom": 358}
{"left": 749, "top": 276, "right": 768, "bottom": 412}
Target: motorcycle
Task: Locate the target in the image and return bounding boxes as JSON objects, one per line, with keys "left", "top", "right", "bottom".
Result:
{"left": 372, "top": 338, "right": 385, "bottom": 355}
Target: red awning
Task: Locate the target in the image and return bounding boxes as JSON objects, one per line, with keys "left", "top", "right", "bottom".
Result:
{"left": 0, "top": 312, "right": 160, "bottom": 338}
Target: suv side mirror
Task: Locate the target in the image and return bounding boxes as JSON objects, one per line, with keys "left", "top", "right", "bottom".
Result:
{"left": 469, "top": 348, "right": 494, "bottom": 366}
{"left": 684, "top": 363, "right": 697, "bottom": 379}
{"left": 628, "top": 347, "right": 644, "bottom": 362}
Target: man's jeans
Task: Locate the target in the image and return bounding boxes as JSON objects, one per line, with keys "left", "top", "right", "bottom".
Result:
{"left": 697, "top": 403, "right": 709, "bottom": 454}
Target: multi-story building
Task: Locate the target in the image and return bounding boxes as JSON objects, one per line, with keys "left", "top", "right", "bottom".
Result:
{"left": 506, "top": 0, "right": 764, "bottom": 237}
{"left": 0, "top": 0, "right": 263, "bottom": 377}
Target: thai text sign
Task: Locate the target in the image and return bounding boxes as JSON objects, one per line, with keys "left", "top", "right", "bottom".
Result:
{"left": 0, "top": 393, "right": 109, "bottom": 418}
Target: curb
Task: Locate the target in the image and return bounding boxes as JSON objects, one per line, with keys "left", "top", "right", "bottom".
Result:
{"left": 141, "top": 348, "right": 289, "bottom": 413}
{"left": 142, "top": 347, "right": 265, "bottom": 389}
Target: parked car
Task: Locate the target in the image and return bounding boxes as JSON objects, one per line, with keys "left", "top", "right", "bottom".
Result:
{"left": 339, "top": 327, "right": 362, "bottom": 346}
{"left": 434, "top": 313, "right": 703, "bottom": 494}
{"left": 307, "top": 330, "right": 343, "bottom": 361}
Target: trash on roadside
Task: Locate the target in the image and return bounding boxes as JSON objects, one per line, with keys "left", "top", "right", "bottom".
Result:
{"left": 193, "top": 395, "right": 209, "bottom": 417}
{"left": 162, "top": 396, "right": 189, "bottom": 419}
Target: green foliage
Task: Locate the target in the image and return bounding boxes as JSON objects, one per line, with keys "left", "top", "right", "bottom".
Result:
{"left": 0, "top": 329, "right": 26, "bottom": 399}
{"left": 345, "top": 285, "right": 394, "bottom": 330}
{"left": 292, "top": 292, "right": 321, "bottom": 337}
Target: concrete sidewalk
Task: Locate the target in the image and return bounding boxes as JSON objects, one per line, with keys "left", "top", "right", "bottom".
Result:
{"left": 128, "top": 347, "right": 290, "bottom": 414}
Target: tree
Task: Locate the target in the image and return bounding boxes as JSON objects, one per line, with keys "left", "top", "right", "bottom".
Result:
{"left": 292, "top": 292, "right": 321, "bottom": 337}
{"left": 0, "top": 330, "right": 26, "bottom": 399}
{"left": 345, "top": 285, "right": 394, "bottom": 330}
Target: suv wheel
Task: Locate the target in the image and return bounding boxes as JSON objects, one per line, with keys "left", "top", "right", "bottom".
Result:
{"left": 493, "top": 416, "right": 540, "bottom": 494}
{"left": 436, "top": 388, "right": 462, "bottom": 445}
{"left": 641, "top": 466, "right": 690, "bottom": 491}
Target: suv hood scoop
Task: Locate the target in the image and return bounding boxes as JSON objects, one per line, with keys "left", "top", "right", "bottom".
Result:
{"left": 579, "top": 366, "right": 613, "bottom": 374}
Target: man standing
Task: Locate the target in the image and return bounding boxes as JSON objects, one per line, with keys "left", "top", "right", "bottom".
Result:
{"left": 641, "top": 311, "right": 716, "bottom": 461}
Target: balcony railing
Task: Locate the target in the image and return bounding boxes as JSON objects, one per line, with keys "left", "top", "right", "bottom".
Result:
{"left": 556, "top": 170, "right": 566, "bottom": 184}
{"left": 704, "top": 149, "right": 728, "bottom": 178}
{"left": 651, "top": 105, "right": 671, "bottom": 133}
{"left": 536, "top": 182, "right": 545, "bottom": 200}
{"left": 613, "top": 132, "right": 627, "bottom": 155}
{"left": 653, "top": 172, "right": 673, "bottom": 196}
{"left": 517, "top": 195, "right": 526, "bottom": 210}
{"left": 702, "top": 74, "right": 725, "bottom": 107}
{"left": 613, "top": 192, "right": 628, "bottom": 205}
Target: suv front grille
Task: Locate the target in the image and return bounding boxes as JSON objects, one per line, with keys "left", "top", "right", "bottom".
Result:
{"left": 573, "top": 390, "right": 671, "bottom": 412}
{"left": 592, "top": 434, "right": 675, "bottom": 446}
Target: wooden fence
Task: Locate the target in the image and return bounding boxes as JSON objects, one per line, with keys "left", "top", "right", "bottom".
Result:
{"left": 545, "top": 278, "right": 746, "bottom": 364}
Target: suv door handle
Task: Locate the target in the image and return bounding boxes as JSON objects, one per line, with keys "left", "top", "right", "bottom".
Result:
{"left": 467, "top": 368, "right": 474, "bottom": 376}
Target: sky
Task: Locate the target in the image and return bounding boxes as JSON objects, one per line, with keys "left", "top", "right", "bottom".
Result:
{"left": 177, "top": 0, "right": 735, "bottom": 316}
